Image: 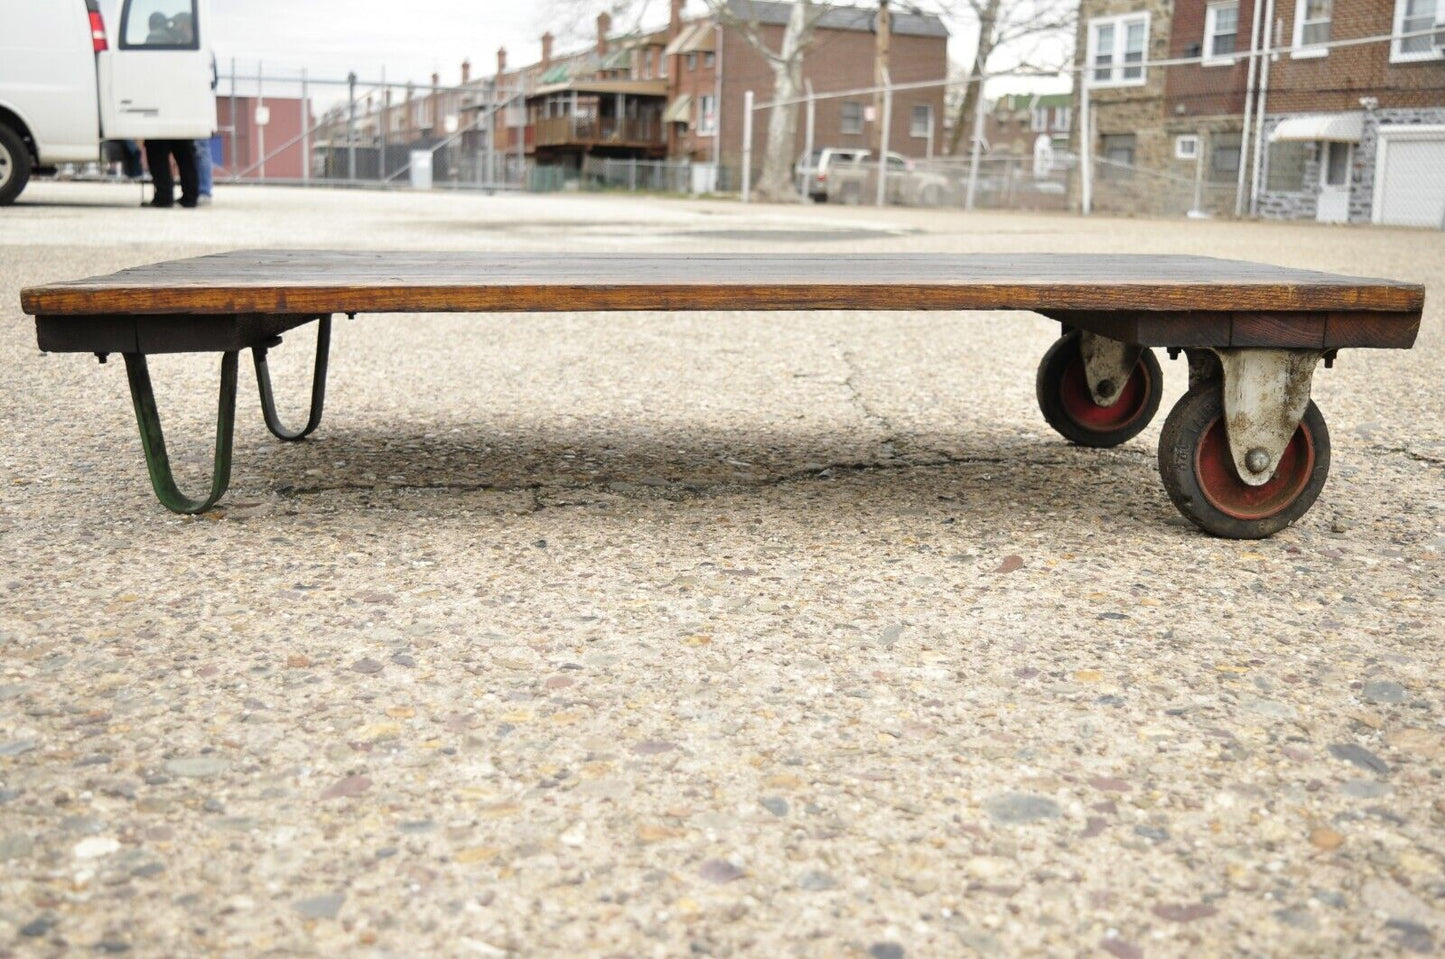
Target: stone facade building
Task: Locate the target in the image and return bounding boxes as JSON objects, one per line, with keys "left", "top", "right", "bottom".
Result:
{"left": 1071, "top": 0, "right": 1444, "bottom": 225}
{"left": 1071, "top": 0, "right": 1177, "bottom": 215}
{"left": 1254, "top": 0, "right": 1444, "bottom": 226}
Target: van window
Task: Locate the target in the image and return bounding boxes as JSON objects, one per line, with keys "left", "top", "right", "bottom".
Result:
{"left": 121, "top": 0, "right": 200, "bottom": 50}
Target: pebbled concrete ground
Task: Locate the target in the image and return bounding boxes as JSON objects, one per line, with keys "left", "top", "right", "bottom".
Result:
{"left": 1, "top": 182, "right": 1442, "bottom": 957}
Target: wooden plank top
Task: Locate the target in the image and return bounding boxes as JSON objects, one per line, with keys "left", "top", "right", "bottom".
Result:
{"left": 22, "top": 251, "right": 1425, "bottom": 317}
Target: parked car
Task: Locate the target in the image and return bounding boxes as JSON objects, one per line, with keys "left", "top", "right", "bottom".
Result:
{"left": 0, "top": 0, "right": 216, "bottom": 205}
{"left": 824, "top": 151, "right": 954, "bottom": 207}
{"left": 794, "top": 147, "right": 869, "bottom": 201}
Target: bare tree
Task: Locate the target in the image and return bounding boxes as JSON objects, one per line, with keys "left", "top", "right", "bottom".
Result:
{"left": 939, "top": 0, "right": 1075, "bottom": 155}
{"left": 702, "top": 1, "right": 834, "bottom": 202}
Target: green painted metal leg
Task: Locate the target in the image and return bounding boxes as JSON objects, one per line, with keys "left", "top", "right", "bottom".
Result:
{"left": 252, "top": 315, "right": 331, "bottom": 442}
{"left": 122, "top": 351, "right": 238, "bottom": 514}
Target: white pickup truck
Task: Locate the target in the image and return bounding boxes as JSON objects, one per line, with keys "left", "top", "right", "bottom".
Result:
{"left": 0, "top": 0, "right": 216, "bottom": 205}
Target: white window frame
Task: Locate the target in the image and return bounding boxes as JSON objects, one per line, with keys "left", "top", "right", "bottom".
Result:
{"left": 697, "top": 94, "right": 717, "bottom": 136}
{"left": 1390, "top": 0, "right": 1445, "bottom": 62}
{"left": 910, "top": 104, "right": 933, "bottom": 138}
{"left": 1203, "top": 2, "right": 1240, "bottom": 65}
{"left": 1087, "top": 14, "right": 1150, "bottom": 87}
{"left": 1291, "top": 0, "right": 1332, "bottom": 57}
{"left": 1175, "top": 134, "right": 1200, "bottom": 159}
{"left": 1055, "top": 105, "right": 1072, "bottom": 132}
{"left": 1030, "top": 106, "right": 1049, "bottom": 131}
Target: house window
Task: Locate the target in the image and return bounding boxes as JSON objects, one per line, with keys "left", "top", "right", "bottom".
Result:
{"left": 1031, "top": 107, "right": 1048, "bottom": 132}
{"left": 644, "top": 48, "right": 654, "bottom": 79}
{"left": 841, "top": 101, "right": 863, "bottom": 135}
{"left": 1205, "top": 2, "right": 1239, "bottom": 61}
{"left": 911, "top": 104, "right": 932, "bottom": 137}
{"left": 1088, "top": 14, "right": 1149, "bottom": 86}
{"left": 1266, "top": 140, "right": 1308, "bottom": 191}
{"left": 1210, "top": 133, "right": 1242, "bottom": 181}
{"left": 687, "top": 52, "right": 698, "bottom": 71}
{"left": 1100, "top": 133, "right": 1136, "bottom": 178}
{"left": 1175, "top": 134, "right": 1200, "bottom": 160}
{"left": 1393, "top": 0, "right": 1443, "bottom": 59}
{"left": 1293, "top": 0, "right": 1331, "bottom": 52}
{"left": 704, "top": 51, "right": 715, "bottom": 68}
{"left": 697, "top": 94, "right": 717, "bottom": 136}
{"left": 1056, "top": 106, "right": 1072, "bottom": 131}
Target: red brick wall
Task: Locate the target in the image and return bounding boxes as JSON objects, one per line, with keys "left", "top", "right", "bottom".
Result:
{"left": 1164, "top": 0, "right": 1254, "bottom": 117}
{"left": 714, "top": 21, "right": 948, "bottom": 171}
{"left": 1267, "top": 0, "right": 1445, "bottom": 111}
{"left": 217, "top": 96, "right": 312, "bottom": 179}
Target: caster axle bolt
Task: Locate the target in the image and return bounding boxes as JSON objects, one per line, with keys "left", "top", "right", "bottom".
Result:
{"left": 1245, "top": 448, "right": 1272, "bottom": 474}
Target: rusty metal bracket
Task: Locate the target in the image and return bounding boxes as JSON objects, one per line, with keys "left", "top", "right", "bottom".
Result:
{"left": 1079, "top": 332, "right": 1143, "bottom": 408}
{"left": 251, "top": 315, "right": 331, "bottom": 442}
{"left": 1212, "top": 348, "right": 1323, "bottom": 487}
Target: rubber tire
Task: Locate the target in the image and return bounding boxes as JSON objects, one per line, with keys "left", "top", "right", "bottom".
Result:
{"left": 0, "top": 123, "right": 32, "bottom": 207}
{"left": 1157, "top": 383, "right": 1331, "bottom": 539}
{"left": 1035, "top": 332, "right": 1163, "bottom": 448}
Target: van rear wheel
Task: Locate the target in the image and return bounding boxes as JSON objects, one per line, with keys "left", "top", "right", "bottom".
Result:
{"left": 0, "top": 124, "right": 32, "bottom": 206}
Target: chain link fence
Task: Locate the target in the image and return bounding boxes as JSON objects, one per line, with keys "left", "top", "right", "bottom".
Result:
{"left": 49, "top": 27, "right": 1441, "bottom": 229}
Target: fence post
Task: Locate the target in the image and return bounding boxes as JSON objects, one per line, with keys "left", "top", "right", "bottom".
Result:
{"left": 801, "top": 80, "right": 815, "bottom": 201}
{"left": 256, "top": 61, "right": 266, "bottom": 180}
{"left": 964, "top": 73, "right": 986, "bottom": 210}
{"left": 300, "top": 69, "right": 309, "bottom": 184}
{"left": 630, "top": 157, "right": 637, "bottom": 191}
{"left": 229, "top": 58, "right": 237, "bottom": 179}
{"left": 741, "top": 90, "right": 753, "bottom": 202}
{"left": 1079, "top": 74, "right": 1093, "bottom": 216}
{"left": 379, "top": 67, "right": 387, "bottom": 184}
{"left": 346, "top": 72, "right": 357, "bottom": 183}
{"left": 875, "top": 68, "right": 891, "bottom": 207}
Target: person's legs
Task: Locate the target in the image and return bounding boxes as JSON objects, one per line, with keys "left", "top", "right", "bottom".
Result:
{"left": 173, "top": 140, "right": 200, "bottom": 207}
{"left": 194, "top": 139, "right": 213, "bottom": 199}
{"left": 143, "top": 140, "right": 174, "bottom": 206}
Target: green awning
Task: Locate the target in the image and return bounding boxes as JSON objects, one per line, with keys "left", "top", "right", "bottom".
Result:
{"left": 540, "top": 65, "right": 570, "bottom": 85}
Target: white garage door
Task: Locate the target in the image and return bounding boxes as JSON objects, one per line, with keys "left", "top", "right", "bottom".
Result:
{"left": 1374, "top": 127, "right": 1445, "bottom": 229}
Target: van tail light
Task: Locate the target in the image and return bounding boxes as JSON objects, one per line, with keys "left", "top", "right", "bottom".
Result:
{"left": 90, "top": 10, "right": 109, "bottom": 52}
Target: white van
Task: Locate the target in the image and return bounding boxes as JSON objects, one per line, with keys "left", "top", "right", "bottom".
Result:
{"left": 0, "top": 0, "right": 216, "bottom": 205}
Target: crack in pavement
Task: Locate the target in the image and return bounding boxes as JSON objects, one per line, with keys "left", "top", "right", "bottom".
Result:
{"left": 269, "top": 449, "right": 1078, "bottom": 511}
{"left": 1365, "top": 444, "right": 1445, "bottom": 467}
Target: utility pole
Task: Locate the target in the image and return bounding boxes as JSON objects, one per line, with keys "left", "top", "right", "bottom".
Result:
{"left": 347, "top": 72, "right": 357, "bottom": 183}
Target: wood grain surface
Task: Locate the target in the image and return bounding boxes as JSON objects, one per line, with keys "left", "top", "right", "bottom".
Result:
{"left": 21, "top": 251, "right": 1426, "bottom": 317}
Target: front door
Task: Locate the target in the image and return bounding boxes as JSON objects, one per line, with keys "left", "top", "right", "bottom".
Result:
{"left": 1316, "top": 140, "right": 1352, "bottom": 223}
{"left": 99, "top": 0, "right": 215, "bottom": 140}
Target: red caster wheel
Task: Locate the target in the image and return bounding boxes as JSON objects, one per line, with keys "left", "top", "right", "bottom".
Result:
{"left": 1158, "top": 384, "right": 1331, "bottom": 539}
{"left": 1036, "top": 332, "right": 1163, "bottom": 448}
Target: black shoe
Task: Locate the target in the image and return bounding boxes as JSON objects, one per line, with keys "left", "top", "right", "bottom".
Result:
{"left": 146, "top": 199, "right": 174, "bottom": 208}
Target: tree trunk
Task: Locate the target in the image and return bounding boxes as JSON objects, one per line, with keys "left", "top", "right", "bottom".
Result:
{"left": 754, "top": 1, "right": 809, "bottom": 201}
{"left": 947, "top": 0, "right": 999, "bottom": 155}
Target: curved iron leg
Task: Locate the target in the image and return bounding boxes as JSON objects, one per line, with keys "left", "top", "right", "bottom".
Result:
{"left": 123, "top": 351, "right": 238, "bottom": 514}
{"left": 253, "top": 315, "right": 331, "bottom": 441}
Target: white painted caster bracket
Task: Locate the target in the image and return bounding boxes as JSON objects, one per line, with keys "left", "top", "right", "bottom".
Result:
{"left": 1212, "top": 348, "right": 1324, "bottom": 487}
{"left": 1079, "top": 332, "right": 1143, "bottom": 408}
